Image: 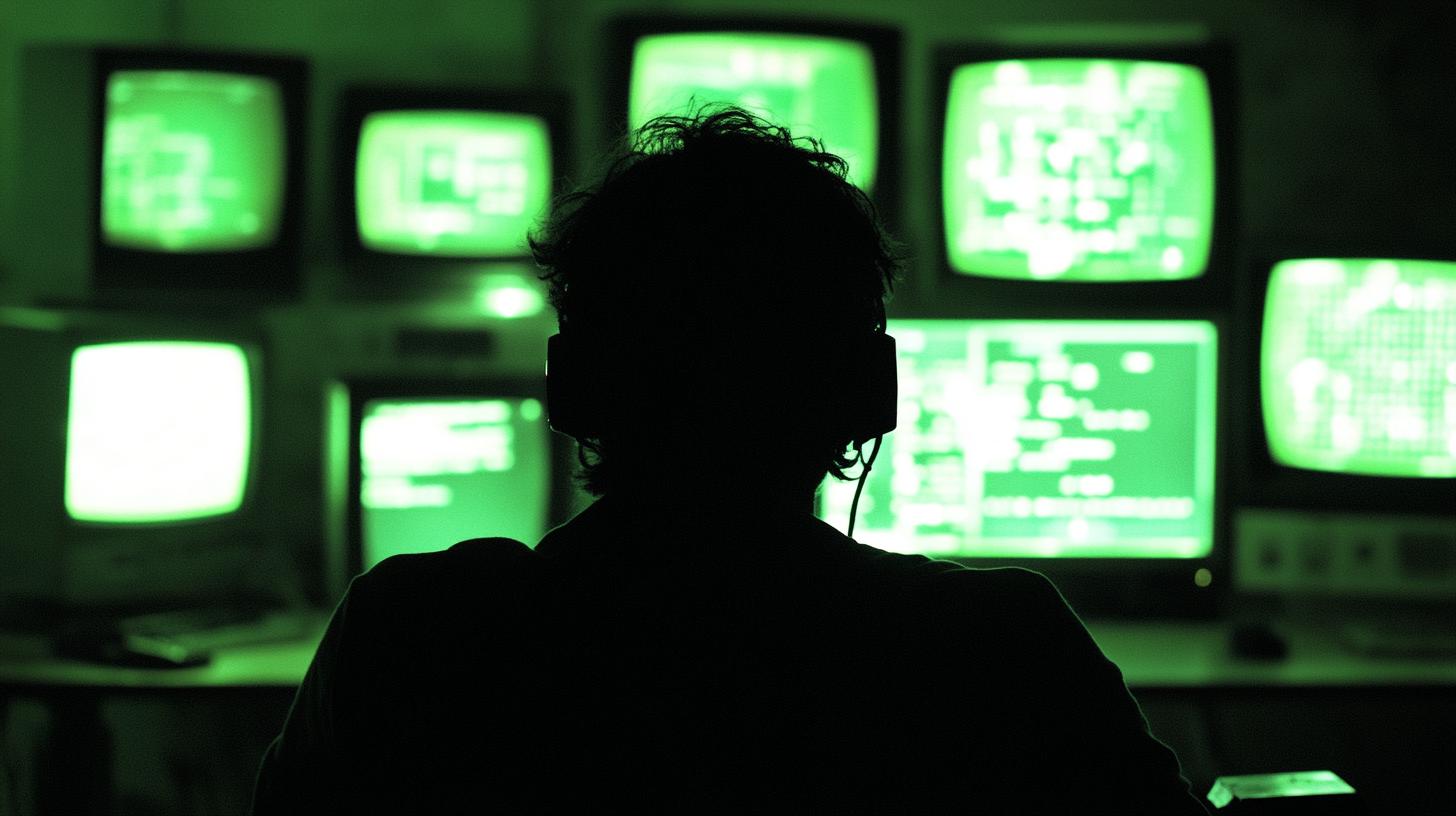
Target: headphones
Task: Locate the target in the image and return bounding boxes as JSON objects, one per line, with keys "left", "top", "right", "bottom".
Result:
{"left": 546, "top": 331, "right": 897, "bottom": 444}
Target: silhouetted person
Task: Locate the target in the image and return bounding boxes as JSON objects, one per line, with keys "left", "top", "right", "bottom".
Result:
{"left": 254, "top": 109, "right": 1207, "bottom": 813}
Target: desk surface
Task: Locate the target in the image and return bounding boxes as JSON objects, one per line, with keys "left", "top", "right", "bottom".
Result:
{"left": 3, "top": 620, "right": 1455, "bottom": 692}
{"left": 1088, "top": 621, "right": 1456, "bottom": 689}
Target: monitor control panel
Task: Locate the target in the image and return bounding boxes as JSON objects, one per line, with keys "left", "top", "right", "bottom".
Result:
{"left": 1234, "top": 507, "right": 1456, "bottom": 598}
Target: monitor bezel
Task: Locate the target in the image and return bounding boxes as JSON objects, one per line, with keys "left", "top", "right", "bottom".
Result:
{"left": 1233, "top": 247, "right": 1456, "bottom": 515}
{"left": 0, "top": 306, "right": 272, "bottom": 616}
{"left": 90, "top": 48, "right": 308, "bottom": 296}
{"left": 822, "top": 314, "right": 1231, "bottom": 618}
{"left": 606, "top": 14, "right": 904, "bottom": 233}
{"left": 341, "top": 376, "right": 568, "bottom": 580}
{"left": 339, "top": 86, "right": 572, "bottom": 281}
{"left": 930, "top": 42, "right": 1238, "bottom": 315}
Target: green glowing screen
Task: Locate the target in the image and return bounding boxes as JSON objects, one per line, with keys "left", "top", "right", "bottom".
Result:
{"left": 943, "top": 59, "right": 1214, "bottom": 281}
{"left": 629, "top": 32, "right": 878, "bottom": 190}
{"left": 102, "top": 70, "right": 285, "bottom": 251}
{"left": 355, "top": 111, "right": 552, "bottom": 257}
{"left": 821, "top": 320, "right": 1218, "bottom": 558}
{"left": 360, "top": 397, "right": 550, "bottom": 569}
{"left": 65, "top": 342, "right": 252, "bottom": 523}
{"left": 1262, "top": 259, "right": 1456, "bottom": 477}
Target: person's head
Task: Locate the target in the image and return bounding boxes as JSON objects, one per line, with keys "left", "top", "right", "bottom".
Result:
{"left": 531, "top": 106, "right": 899, "bottom": 505}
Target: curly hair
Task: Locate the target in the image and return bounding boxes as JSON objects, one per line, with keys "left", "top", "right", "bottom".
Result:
{"left": 530, "top": 106, "right": 900, "bottom": 497}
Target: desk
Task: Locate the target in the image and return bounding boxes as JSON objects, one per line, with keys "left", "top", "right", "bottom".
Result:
{"left": 3, "top": 620, "right": 1455, "bottom": 815}
{"left": 1088, "top": 621, "right": 1456, "bottom": 689}
{"left": 0, "top": 633, "right": 323, "bottom": 692}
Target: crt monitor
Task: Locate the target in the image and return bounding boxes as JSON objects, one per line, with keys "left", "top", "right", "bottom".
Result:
{"left": 616, "top": 18, "right": 899, "bottom": 196}
{"left": 343, "top": 89, "right": 568, "bottom": 265}
{"left": 16, "top": 47, "right": 306, "bottom": 295}
{"left": 0, "top": 307, "right": 264, "bottom": 614}
{"left": 1260, "top": 257, "right": 1456, "bottom": 480}
{"left": 1232, "top": 257, "right": 1455, "bottom": 601}
{"left": 96, "top": 50, "right": 307, "bottom": 291}
{"left": 940, "top": 52, "right": 1220, "bottom": 283}
{"left": 344, "top": 381, "right": 553, "bottom": 577}
{"left": 820, "top": 319, "right": 1220, "bottom": 613}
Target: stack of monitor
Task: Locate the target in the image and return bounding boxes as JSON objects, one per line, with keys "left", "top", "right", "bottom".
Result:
{"left": 3, "top": 46, "right": 308, "bottom": 620}
{"left": 2, "top": 49, "right": 569, "bottom": 619}
{"left": 4, "top": 24, "right": 1451, "bottom": 623}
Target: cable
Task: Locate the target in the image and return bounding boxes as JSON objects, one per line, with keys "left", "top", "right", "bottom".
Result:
{"left": 845, "top": 434, "right": 883, "bottom": 539}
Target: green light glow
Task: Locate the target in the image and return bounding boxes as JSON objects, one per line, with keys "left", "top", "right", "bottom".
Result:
{"left": 102, "top": 71, "right": 285, "bottom": 251}
{"left": 356, "top": 111, "right": 551, "bottom": 257}
{"left": 65, "top": 342, "right": 251, "bottom": 523}
{"left": 360, "top": 397, "right": 549, "bottom": 569}
{"left": 1208, "top": 771, "right": 1356, "bottom": 808}
{"left": 943, "top": 59, "right": 1214, "bottom": 281}
{"left": 475, "top": 275, "right": 545, "bottom": 318}
{"left": 821, "top": 320, "right": 1218, "bottom": 558}
{"left": 630, "top": 33, "right": 879, "bottom": 190}
{"left": 1263, "top": 259, "right": 1456, "bottom": 477}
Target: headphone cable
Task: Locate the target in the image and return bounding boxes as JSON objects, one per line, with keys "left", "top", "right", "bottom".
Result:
{"left": 846, "top": 434, "right": 883, "bottom": 539}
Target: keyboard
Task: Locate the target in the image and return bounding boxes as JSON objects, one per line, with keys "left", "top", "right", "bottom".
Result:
{"left": 111, "top": 606, "right": 321, "bottom": 668}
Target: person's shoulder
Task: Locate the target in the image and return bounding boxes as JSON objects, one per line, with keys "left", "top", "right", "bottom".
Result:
{"left": 358, "top": 538, "right": 538, "bottom": 608}
{"left": 917, "top": 561, "right": 1062, "bottom": 599}
{"left": 875, "top": 556, "right": 1080, "bottom": 632}
{"left": 838, "top": 535, "right": 1056, "bottom": 599}
{"left": 368, "top": 536, "right": 533, "bottom": 576}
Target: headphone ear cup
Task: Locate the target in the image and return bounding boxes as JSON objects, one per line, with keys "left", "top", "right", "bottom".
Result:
{"left": 858, "top": 333, "right": 898, "bottom": 442}
{"left": 836, "top": 333, "right": 897, "bottom": 444}
{"left": 546, "top": 334, "right": 595, "bottom": 439}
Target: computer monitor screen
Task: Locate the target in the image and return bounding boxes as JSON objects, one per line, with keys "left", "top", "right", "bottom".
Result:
{"left": 101, "top": 70, "right": 286, "bottom": 252}
{"left": 358, "top": 396, "right": 550, "bottom": 569}
{"left": 65, "top": 341, "right": 252, "bottom": 523}
{"left": 942, "top": 59, "right": 1214, "bottom": 281}
{"left": 1262, "top": 258, "right": 1456, "bottom": 478}
{"left": 354, "top": 110, "right": 552, "bottom": 257}
{"left": 821, "top": 320, "right": 1218, "bottom": 558}
{"left": 629, "top": 32, "right": 878, "bottom": 190}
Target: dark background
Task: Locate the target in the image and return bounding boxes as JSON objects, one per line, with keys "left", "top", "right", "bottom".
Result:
{"left": 1, "top": 0, "right": 1453, "bottom": 813}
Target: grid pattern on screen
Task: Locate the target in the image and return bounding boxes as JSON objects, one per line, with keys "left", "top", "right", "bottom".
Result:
{"left": 65, "top": 342, "right": 252, "bottom": 523}
{"left": 355, "top": 111, "right": 551, "bottom": 256}
{"left": 1263, "top": 259, "right": 1456, "bottom": 477}
{"left": 102, "top": 71, "right": 285, "bottom": 252}
{"left": 821, "top": 320, "right": 1218, "bottom": 558}
{"left": 359, "top": 397, "right": 549, "bottom": 570}
{"left": 629, "top": 32, "right": 879, "bottom": 190}
{"left": 942, "top": 59, "right": 1214, "bottom": 281}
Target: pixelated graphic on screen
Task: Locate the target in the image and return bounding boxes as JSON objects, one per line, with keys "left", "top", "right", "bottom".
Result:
{"left": 103, "top": 71, "right": 285, "bottom": 251}
{"left": 943, "top": 59, "right": 1214, "bottom": 281}
{"left": 821, "top": 321, "right": 1218, "bottom": 558}
{"left": 355, "top": 111, "right": 551, "bottom": 256}
{"left": 1263, "top": 259, "right": 1456, "bottom": 478}
{"left": 360, "top": 398, "right": 549, "bottom": 568}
